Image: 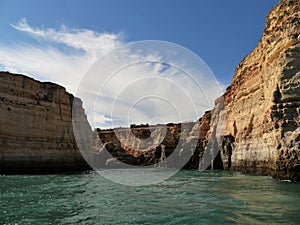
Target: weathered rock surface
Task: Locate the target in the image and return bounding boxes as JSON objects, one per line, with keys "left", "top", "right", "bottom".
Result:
{"left": 216, "top": 0, "right": 300, "bottom": 181}
{"left": 94, "top": 123, "right": 196, "bottom": 168}
{"left": 0, "top": 0, "right": 298, "bottom": 181}
{"left": 95, "top": 0, "right": 300, "bottom": 182}
{"left": 93, "top": 113, "right": 215, "bottom": 170}
{"left": 0, "top": 72, "right": 90, "bottom": 173}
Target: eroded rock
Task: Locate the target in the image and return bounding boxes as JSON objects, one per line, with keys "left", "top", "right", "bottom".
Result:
{"left": 0, "top": 72, "right": 90, "bottom": 173}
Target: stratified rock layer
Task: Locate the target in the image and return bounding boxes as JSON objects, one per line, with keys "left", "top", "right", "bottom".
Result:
{"left": 0, "top": 72, "right": 90, "bottom": 173}
{"left": 94, "top": 123, "right": 198, "bottom": 168}
{"left": 218, "top": 0, "right": 300, "bottom": 181}
{"left": 91, "top": 0, "right": 300, "bottom": 181}
{"left": 0, "top": 0, "right": 298, "bottom": 181}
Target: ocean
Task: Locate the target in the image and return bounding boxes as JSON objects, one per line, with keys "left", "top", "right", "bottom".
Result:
{"left": 0, "top": 169, "right": 299, "bottom": 224}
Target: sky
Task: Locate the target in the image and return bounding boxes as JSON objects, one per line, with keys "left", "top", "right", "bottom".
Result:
{"left": 0, "top": 0, "right": 279, "bottom": 128}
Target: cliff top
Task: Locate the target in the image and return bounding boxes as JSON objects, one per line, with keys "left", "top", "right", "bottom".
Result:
{"left": 0, "top": 71, "right": 68, "bottom": 93}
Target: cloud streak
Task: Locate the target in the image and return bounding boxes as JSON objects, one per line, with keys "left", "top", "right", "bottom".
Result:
{"left": 0, "top": 18, "right": 123, "bottom": 94}
{"left": 0, "top": 19, "right": 224, "bottom": 129}
{"left": 12, "top": 18, "right": 122, "bottom": 59}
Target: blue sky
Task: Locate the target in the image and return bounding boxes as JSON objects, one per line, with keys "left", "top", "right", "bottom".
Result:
{"left": 0, "top": 0, "right": 278, "bottom": 85}
{"left": 0, "top": 0, "right": 279, "bottom": 127}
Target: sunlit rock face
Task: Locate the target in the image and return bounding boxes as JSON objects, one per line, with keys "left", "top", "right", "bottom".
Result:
{"left": 217, "top": 0, "right": 300, "bottom": 181}
{"left": 0, "top": 72, "right": 90, "bottom": 173}
{"left": 0, "top": 0, "right": 299, "bottom": 181}
{"left": 95, "top": 123, "right": 193, "bottom": 168}
{"left": 92, "top": 0, "right": 300, "bottom": 180}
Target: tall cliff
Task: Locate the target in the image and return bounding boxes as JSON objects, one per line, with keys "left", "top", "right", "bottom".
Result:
{"left": 0, "top": 0, "right": 298, "bottom": 181}
{"left": 0, "top": 72, "right": 90, "bottom": 173}
{"left": 77, "top": 0, "right": 300, "bottom": 181}
{"left": 216, "top": 0, "right": 300, "bottom": 181}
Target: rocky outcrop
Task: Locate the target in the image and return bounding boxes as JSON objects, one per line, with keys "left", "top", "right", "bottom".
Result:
{"left": 94, "top": 123, "right": 193, "bottom": 168}
{"left": 0, "top": 0, "right": 298, "bottom": 181}
{"left": 94, "top": 0, "right": 300, "bottom": 182}
{"left": 0, "top": 72, "right": 90, "bottom": 173}
{"left": 215, "top": 0, "right": 300, "bottom": 181}
{"left": 93, "top": 112, "right": 215, "bottom": 170}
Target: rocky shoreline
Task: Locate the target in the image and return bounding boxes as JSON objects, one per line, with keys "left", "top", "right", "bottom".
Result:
{"left": 0, "top": 0, "right": 299, "bottom": 180}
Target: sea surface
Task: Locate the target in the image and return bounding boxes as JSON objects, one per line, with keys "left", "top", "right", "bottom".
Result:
{"left": 0, "top": 169, "right": 299, "bottom": 224}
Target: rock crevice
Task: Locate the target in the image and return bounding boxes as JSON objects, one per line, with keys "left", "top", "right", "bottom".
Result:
{"left": 0, "top": 0, "right": 299, "bottom": 181}
{"left": 215, "top": 0, "right": 300, "bottom": 181}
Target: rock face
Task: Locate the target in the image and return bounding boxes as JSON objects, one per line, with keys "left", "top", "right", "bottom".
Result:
{"left": 94, "top": 123, "right": 196, "bottom": 168}
{"left": 94, "top": 113, "right": 215, "bottom": 170}
{"left": 95, "top": 0, "right": 299, "bottom": 181}
{"left": 217, "top": 0, "right": 300, "bottom": 181}
{"left": 0, "top": 72, "right": 90, "bottom": 173}
{"left": 0, "top": 0, "right": 298, "bottom": 181}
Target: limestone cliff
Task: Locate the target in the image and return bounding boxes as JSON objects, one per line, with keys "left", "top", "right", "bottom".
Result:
{"left": 0, "top": 72, "right": 90, "bottom": 173}
{"left": 94, "top": 123, "right": 191, "bottom": 168}
{"left": 0, "top": 0, "right": 298, "bottom": 181}
{"left": 94, "top": 114, "right": 214, "bottom": 170}
{"left": 216, "top": 0, "right": 300, "bottom": 181}
{"left": 91, "top": 0, "right": 300, "bottom": 181}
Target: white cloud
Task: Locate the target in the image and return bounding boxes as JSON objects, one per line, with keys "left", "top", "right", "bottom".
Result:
{"left": 11, "top": 18, "right": 122, "bottom": 59}
{"left": 0, "top": 19, "right": 225, "bottom": 129}
{"left": 0, "top": 18, "right": 122, "bottom": 94}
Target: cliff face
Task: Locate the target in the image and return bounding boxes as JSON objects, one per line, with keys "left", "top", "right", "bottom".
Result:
{"left": 98, "top": 0, "right": 299, "bottom": 181}
{"left": 93, "top": 112, "right": 215, "bottom": 169}
{"left": 218, "top": 0, "right": 300, "bottom": 181}
{"left": 0, "top": 0, "right": 298, "bottom": 180}
{"left": 95, "top": 123, "right": 195, "bottom": 168}
{"left": 0, "top": 72, "right": 90, "bottom": 173}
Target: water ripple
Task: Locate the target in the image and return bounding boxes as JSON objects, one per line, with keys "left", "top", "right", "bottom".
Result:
{"left": 0, "top": 170, "right": 299, "bottom": 224}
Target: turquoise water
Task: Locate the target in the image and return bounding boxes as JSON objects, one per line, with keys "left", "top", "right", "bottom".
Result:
{"left": 0, "top": 170, "right": 299, "bottom": 224}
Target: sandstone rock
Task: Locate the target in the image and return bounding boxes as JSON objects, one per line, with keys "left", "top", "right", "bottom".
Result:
{"left": 93, "top": 121, "right": 211, "bottom": 169}
{"left": 216, "top": 0, "right": 300, "bottom": 181}
{"left": 95, "top": 124, "right": 182, "bottom": 167}
{"left": 84, "top": 0, "right": 300, "bottom": 181}
{"left": 1, "top": 0, "right": 298, "bottom": 181}
{"left": 0, "top": 72, "right": 90, "bottom": 173}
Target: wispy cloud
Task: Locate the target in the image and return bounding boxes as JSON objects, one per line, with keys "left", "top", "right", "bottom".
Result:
{"left": 12, "top": 18, "right": 122, "bottom": 59}
{"left": 0, "top": 19, "right": 224, "bottom": 129}
{"left": 0, "top": 18, "right": 123, "bottom": 94}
